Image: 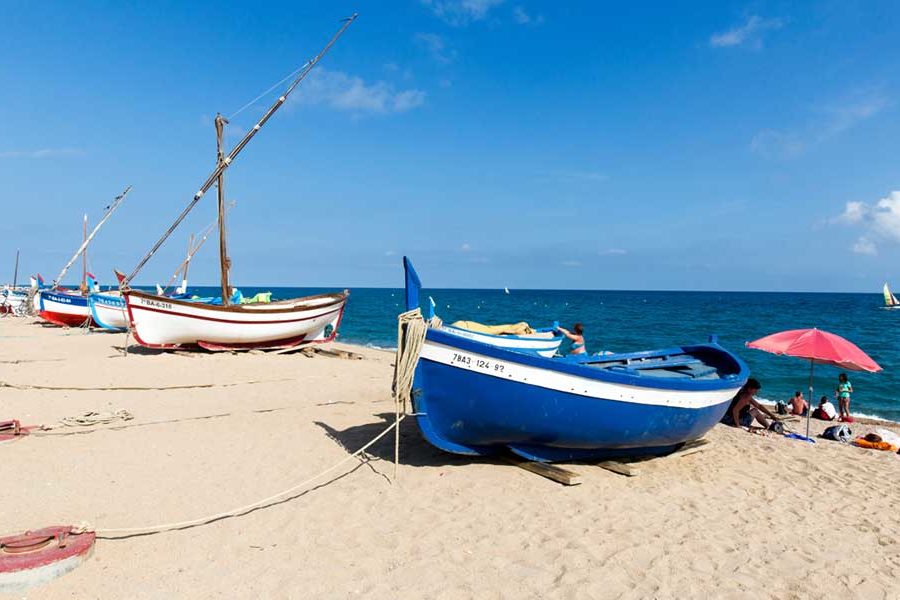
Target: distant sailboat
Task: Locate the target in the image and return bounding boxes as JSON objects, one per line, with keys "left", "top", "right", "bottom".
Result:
{"left": 883, "top": 283, "right": 900, "bottom": 309}
{"left": 504, "top": 287, "right": 510, "bottom": 295}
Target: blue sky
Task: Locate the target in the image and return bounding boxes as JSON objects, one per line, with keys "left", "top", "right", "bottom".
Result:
{"left": 1, "top": 1, "right": 898, "bottom": 291}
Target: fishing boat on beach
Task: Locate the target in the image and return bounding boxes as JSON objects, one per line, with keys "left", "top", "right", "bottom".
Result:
{"left": 402, "top": 257, "right": 749, "bottom": 462}
{"left": 119, "top": 17, "right": 355, "bottom": 350}
{"left": 883, "top": 283, "right": 899, "bottom": 309}
{"left": 37, "top": 189, "right": 131, "bottom": 327}
{"left": 89, "top": 213, "right": 229, "bottom": 332}
{"left": 0, "top": 251, "right": 28, "bottom": 316}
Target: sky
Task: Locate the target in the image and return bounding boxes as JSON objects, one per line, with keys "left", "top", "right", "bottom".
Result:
{"left": 1, "top": 0, "right": 899, "bottom": 292}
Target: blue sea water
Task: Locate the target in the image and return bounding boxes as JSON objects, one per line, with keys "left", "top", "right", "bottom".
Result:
{"left": 187, "top": 286, "right": 900, "bottom": 422}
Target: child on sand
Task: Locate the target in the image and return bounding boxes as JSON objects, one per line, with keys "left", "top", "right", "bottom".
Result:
{"left": 812, "top": 396, "right": 837, "bottom": 421}
{"left": 836, "top": 373, "right": 853, "bottom": 422}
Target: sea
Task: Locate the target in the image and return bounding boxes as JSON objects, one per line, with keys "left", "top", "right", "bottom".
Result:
{"left": 185, "top": 286, "right": 900, "bottom": 423}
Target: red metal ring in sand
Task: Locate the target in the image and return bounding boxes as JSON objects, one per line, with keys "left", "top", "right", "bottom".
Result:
{"left": 0, "top": 526, "right": 96, "bottom": 592}
{"left": 0, "top": 420, "right": 34, "bottom": 445}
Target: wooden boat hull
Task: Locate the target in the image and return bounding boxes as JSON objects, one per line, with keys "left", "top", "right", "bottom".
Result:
{"left": 123, "top": 289, "right": 348, "bottom": 349}
{"left": 88, "top": 291, "right": 128, "bottom": 331}
{"left": 1, "top": 290, "right": 27, "bottom": 315}
{"left": 402, "top": 255, "right": 748, "bottom": 462}
{"left": 413, "top": 330, "right": 748, "bottom": 462}
{"left": 37, "top": 291, "right": 94, "bottom": 327}
{"left": 440, "top": 324, "right": 563, "bottom": 357}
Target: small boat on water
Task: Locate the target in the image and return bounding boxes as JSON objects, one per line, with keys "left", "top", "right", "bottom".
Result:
{"left": 440, "top": 321, "right": 563, "bottom": 357}
{"left": 883, "top": 283, "right": 899, "bottom": 309}
{"left": 119, "top": 17, "right": 356, "bottom": 350}
{"left": 402, "top": 257, "right": 749, "bottom": 462}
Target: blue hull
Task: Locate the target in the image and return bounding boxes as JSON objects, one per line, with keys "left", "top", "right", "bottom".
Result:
{"left": 414, "top": 355, "right": 732, "bottom": 462}
{"left": 402, "top": 255, "right": 749, "bottom": 462}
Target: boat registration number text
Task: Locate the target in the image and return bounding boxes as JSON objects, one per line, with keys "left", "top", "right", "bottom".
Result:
{"left": 451, "top": 352, "right": 505, "bottom": 374}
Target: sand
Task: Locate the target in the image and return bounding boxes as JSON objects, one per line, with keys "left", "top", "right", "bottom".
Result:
{"left": 2, "top": 317, "right": 900, "bottom": 599}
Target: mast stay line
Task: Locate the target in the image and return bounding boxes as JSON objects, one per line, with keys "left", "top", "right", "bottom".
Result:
{"left": 52, "top": 185, "right": 133, "bottom": 289}
{"left": 123, "top": 13, "right": 358, "bottom": 286}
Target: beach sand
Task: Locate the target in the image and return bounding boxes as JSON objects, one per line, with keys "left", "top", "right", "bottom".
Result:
{"left": 2, "top": 317, "right": 900, "bottom": 599}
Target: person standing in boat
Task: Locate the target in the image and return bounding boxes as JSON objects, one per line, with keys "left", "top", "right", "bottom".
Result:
{"left": 721, "top": 378, "right": 777, "bottom": 429}
{"left": 836, "top": 373, "right": 853, "bottom": 422}
{"left": 556, "top": 323, "right": 586, "bottom": 355}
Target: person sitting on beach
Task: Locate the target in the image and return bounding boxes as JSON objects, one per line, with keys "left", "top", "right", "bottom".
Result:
{"left": 789, "top": 391, "right": 809, "bottom": 416}
{"left": 811, "top": 396, "right": 837, "bottom": 421}
{"left": 836, "top": 373, "right": 853, "bottom": 422}
{"left": 721, "top": 378, "right": 777, "bottom": 429}
{"left": 556, "top": 323, "right": 586, "bottom": 355}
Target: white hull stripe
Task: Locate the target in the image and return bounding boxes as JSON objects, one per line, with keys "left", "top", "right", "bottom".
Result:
{"left": 420, "top": 341, "right": 737, "bottom": 409}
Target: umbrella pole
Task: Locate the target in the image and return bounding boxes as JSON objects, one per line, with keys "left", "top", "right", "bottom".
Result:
{"left": 806, "top": 359, "right": 814, "bottom": 439}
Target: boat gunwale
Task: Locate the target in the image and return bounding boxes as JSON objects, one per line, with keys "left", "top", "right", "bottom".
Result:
{"left": 125, "top": 288, "right": 349, "bottom": 314}
{"left": 424, "top": 328, "right": 749, "bottom": 393}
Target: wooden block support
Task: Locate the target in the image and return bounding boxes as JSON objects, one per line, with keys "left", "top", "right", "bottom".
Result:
{"left": 668, "top": 438, "right": 710, "bottom": 459}
{"left": 503, "top": 456, "right": 582, "bottom": 486}
{"left": 597, "top": 461, "right": 640, "bottom": 477}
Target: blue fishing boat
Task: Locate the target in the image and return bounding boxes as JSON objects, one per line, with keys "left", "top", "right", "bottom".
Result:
{"left": 403, "top": 257, "right": 749, "bottom": 462}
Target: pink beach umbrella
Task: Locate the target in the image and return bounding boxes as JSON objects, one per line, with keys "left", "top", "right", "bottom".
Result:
{"left": 746, "top": 328, "right": 882, "bottom": 440}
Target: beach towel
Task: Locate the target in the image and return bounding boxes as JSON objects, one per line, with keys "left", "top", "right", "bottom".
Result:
{"left": 451, "top": 321, "right": 535, "bottom": 336}
{"left": 822, "top": 424, "right": 851, "bottom": 443}
{"left": 853, "top": 435, "right": 899, "bottom": 452}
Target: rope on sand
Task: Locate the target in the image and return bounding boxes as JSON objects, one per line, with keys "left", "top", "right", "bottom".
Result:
{"left": 390, "top": 308, "right": 428, "bottom": 479}
{"left": 73, "top": 415, "right": 404, "bottom": 539}
{"left": 0, "top": 378, "right": 290, "bottom": 392}
{"left": 42, "top": 410, "right": 135, "bottom": 430}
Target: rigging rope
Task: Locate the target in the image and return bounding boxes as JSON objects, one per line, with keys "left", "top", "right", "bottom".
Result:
{"left": 227, "top": 63, "right": 310, "bottom": 121}
{"left": 0, "top": 378, "right": 290, "bottom": 392}
{"left": 74, "top": 415, "right": 403, "bottom": 539}
{"left": 390, "top": 308, "right": 428, "bottom": 478}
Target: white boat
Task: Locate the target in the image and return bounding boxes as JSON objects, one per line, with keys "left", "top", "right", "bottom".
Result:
{"left": 123, "top": 289, "right": 348, "bottom": 350}
{"left": 119, "top": 17, "right": 357, "bottom": 351}
{"left": 440, "top": 322, "right": 563, "bottom": 357}
{"left": 883, "top": 283, "right": 900, "bottom": 309}
{"left": 0, "top": 287, "right": 28, "bottom": 316}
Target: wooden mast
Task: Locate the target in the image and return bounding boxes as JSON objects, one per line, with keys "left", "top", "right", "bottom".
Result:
{"left": 12, "top": 249, "right": 19, "bottom": 288}
{"left": 123, "top": 14, "right": 358, "bottom": 286}
{"left": 215, "top": 114, "right": 231, "bottom": 305}
{"left": 81, "top": 214, "right": 88, "bottom": 294}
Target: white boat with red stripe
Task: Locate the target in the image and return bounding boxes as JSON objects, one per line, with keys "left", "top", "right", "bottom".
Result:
{"left": 123, "top": 289, "right": 348, "bottom": 350}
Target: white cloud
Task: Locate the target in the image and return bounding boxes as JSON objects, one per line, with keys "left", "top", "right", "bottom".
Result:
{"left": 751, "top": 89, "right": 890, "bottom": 160}
{"left": 561, "top": 260, "right": 582, "bottom": 267}
{"left": 415, "top": 33, "right": 455, "bottom": 64}
{"left": 832, "top": 200, "right": 868, "bottom": 225}
{"left": 750, "top": 130, "right": 804, "bottom": 159}
{"left": 421, "top": 0, "right": 504, "bottom": 25}
{"left": 460, "top": 243, "right": 471, "bottom": 252}
{"left": 710, "top": 15, "right": 784, "bottom": 49}
{"left": 0, "top": 148, "right": 84, "bottom": 159}
{"left": 831, "top": 191, "right": 900, "bottom": 255}
{"left": 513, "top": 6, "right": 543, "bottom": 25}
{"left": 294, "top": 68, "right": 426, "bottom": 115}
{"left": 384, "top": 250, "right": 397, "bottom": 256}
{"left": 852, "top": 237, "right": 877, "bottom": 256}
{"left": 599, "top": 248, "right": 627, "bottom": 256}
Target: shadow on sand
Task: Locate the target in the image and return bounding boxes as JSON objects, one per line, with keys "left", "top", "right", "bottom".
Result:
{"left": 315, "top": 412, "right": 500, "bottom": 469}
